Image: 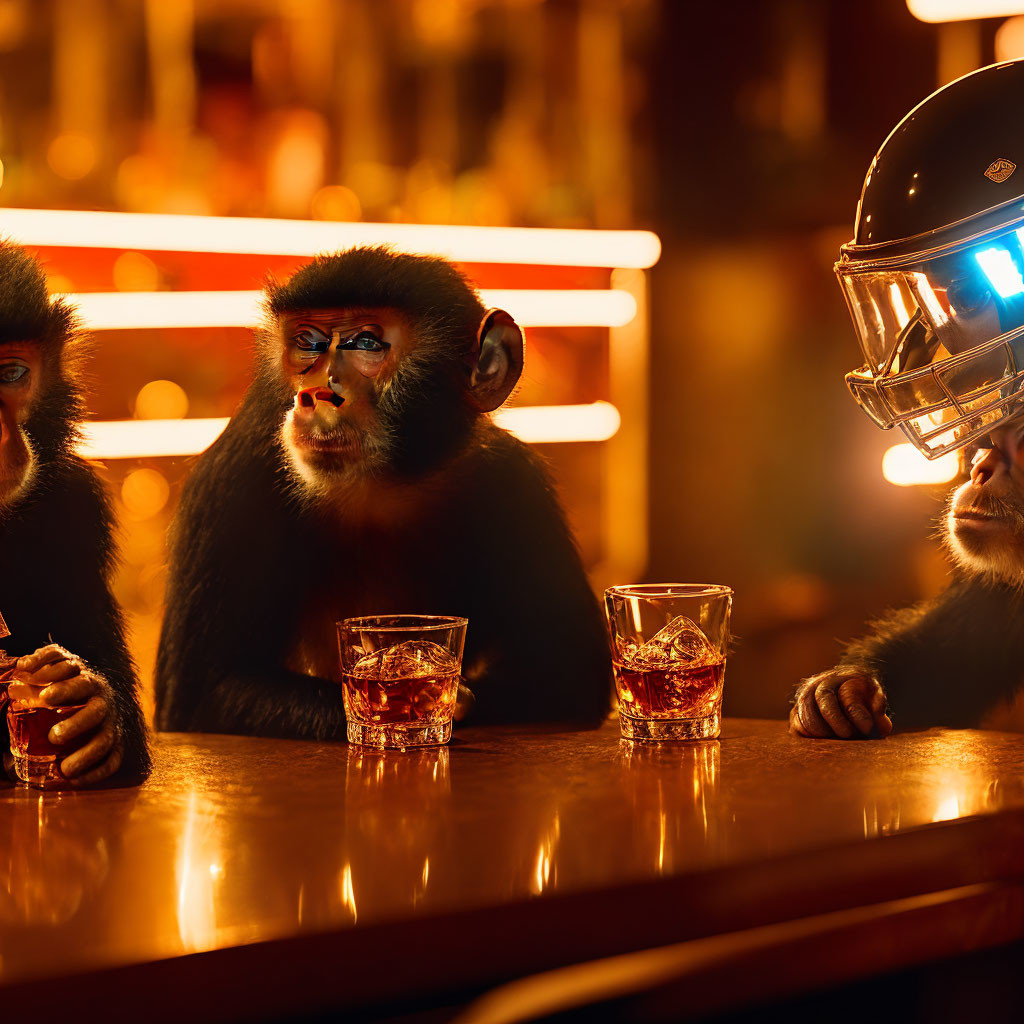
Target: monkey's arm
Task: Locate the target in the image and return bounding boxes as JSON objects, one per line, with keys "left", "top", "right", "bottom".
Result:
{"left": 838, "top": 577, "right": 1024, "bottom": 728}
{"left": 158, "top": 562, "right": 347, "bottom": 738}
{"left": 158, "top": 569, "right": 347, "bottom": 739}
{"left": 458, "top": 436, "right": 613, "bottom": 725}
{"left": 155, "top": 428, "right": 346, "bottom": 740}
{"left": 1, "top": 496, "right": 149, "bottom": 780}
{"left": 186, "top": 672, "right": 345, "bottom": 739}
{"left": 47, "top": 466, "right": 151, "bottom": 778}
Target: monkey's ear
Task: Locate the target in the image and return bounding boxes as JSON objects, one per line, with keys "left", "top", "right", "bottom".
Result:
{"left": 469, "top": 309, "right": 523, "bottom": 412}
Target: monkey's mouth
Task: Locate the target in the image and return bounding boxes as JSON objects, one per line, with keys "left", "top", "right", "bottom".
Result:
{"left": 293, "top": 429, "right": 360, "bottom": 457}
{"left": 951, "top": 506, "right": 1010, "bottom": 535}
{"left": 953, "top": 508, "right": 1001, "bottom": 522}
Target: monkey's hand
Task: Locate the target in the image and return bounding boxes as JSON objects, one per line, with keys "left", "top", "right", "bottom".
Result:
{"left": 789, "top": 666, "right": 893, "bottom": 740}
{"left": 13, "top": 645, "right": 125, "bottom": 785}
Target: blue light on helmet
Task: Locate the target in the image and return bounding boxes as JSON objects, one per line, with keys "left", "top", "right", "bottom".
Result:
{"left": 975, "top": 246, "right": 1024, "bottom": 298}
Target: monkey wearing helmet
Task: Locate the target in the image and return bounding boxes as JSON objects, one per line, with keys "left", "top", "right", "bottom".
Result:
{"left": 793, "top": 61, "right": 1024, "bottom": 739}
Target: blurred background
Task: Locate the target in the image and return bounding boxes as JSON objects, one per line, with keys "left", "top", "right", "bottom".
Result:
{"left": 0, "top": 0, "right": 1013, "bottom": 721}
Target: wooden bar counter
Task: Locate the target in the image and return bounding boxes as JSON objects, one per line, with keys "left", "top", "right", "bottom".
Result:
{"left": 3, "top": 719, "right": 1024, "bottom": 1020}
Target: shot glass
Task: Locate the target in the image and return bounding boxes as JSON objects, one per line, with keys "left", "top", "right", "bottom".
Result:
{"left": 604, "top": 584, "right": 732, "bottom": 741}
{"left": 337, "top": 615, "right": 468, "bottom": 749}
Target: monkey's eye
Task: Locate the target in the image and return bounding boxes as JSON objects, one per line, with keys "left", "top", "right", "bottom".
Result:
{"left": 335, "top": 327, "right": 390, "bottom": 377}
{"left": 340, "top": 328, "right": 388, "bottom": 353}
{"left": 292, "top": 328, "right": 331, "bottom": 353}
{"left": 0, "top": 364, "right": 28, "bottom": 385}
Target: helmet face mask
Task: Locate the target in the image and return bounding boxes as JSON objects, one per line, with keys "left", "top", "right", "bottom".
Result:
{"left": 839, "top": 217, "right": 1024, "bottom": 458}
{"left": 839, "top": 61, "right": 1024, "bottom": 458}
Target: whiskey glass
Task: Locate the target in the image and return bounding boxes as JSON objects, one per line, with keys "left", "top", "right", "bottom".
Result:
{"left": 337, "top": 615, "right": 467, "bottom": 749}
{"left": 604, "top": 585, "right": 732, "bottom": 741}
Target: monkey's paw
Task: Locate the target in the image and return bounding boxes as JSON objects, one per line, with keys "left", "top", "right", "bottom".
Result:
{"left": 789, "top": 666, "right": 893, "bottom": 740}
{"left": 14, "top": 644, "right": 125, "bottom": 785}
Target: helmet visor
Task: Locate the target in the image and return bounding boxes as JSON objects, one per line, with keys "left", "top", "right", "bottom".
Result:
{"left": 838, "top": 220, "right": 1024, "bottom": 455}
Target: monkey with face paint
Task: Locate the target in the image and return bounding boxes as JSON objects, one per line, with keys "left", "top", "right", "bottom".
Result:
{"left": 155, "top": 247, "right": 612, "bottom": 737}
{"left": 0, "top": 242, "right": 149, "bottom": 785}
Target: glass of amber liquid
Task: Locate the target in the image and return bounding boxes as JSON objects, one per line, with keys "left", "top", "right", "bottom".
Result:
{"left": 337, "top": 615, "right": 467, "bottom": 750}
{"left": 604, "top": 585, "right": 732, "bottom": 741}
{"left": 2, "top": 655, "right": 86, "bottom": 788}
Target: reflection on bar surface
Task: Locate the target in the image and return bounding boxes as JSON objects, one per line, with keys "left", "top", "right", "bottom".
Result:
{"left": 6, "top": 720, "right": 1024, "bottom": 995}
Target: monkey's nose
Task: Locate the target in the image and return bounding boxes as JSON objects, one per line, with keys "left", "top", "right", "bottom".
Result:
{"left": 295, "top": 386, "right": 344, "bottom": 412}
{"left": 970, "top": 447, "right": 1002, "bottom": 487}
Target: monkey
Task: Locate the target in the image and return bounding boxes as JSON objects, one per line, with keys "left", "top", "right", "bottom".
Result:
{"left": 791, "top": 417, "right": 1024, "bottom": 739}
{"left": 0, "top": 241, "right": 150, "bottom": 785}
{"left": 155, "top": 246, "right": 612, "bottom": 738}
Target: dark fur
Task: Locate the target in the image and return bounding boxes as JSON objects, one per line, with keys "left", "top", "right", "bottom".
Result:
{"left": 838, "top": 575, "right": 1024, "bottom": 728}
{"left": 266, "top": 246, "right": 485, "bottom": 352}
{"left": 0, "top": 242, "right": 76, "bottom": 349}
{"left": 0, "top": 243, "right": 150, "bottom": 778}
{"left": 155, "top": 249, "right": 612, "bottom": 736}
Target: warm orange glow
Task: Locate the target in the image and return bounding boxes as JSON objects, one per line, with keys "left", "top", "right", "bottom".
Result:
{"left": 339, "top": 863, "right": 357, "bottom": 923}
{"left": 882, "top": 443, "right": 959, "bottom": 486}
{"left": 310, "top": 184, "right": 362, "bottom": 221}
{"left": 1, "top": 208, "right": 662, "bottom": 268}
{"left": 596, "top": 266, "right": 649, "bottom": 588}
{"left": 907, "top": 0, "right": 1024, "bottom": 21}
{"left": 112, "top": 251, "right": 161, "bottom": 292}
{"left": 529, "top": 815, "right": 560, "bottom": 896}
{"left": 120, "top": 468, "right": 171, "bottom": 519}
{"left": 46, "top": 133, "right": 97, "bottom": 180}
{"left": 932, "top": 792, "right": 962, "bottom": 822}
{"left": 77, "top": 402, "right": 621, "bottom": 459}
{"left": 134, "top": 379, "right": 189, "bottom": 420}
{"left": 62, "top": 288, "right": 637, "bottom": 330}
{"left": 995, "top": 15, "right": 1024, "bottom": 59}
{"left": 175, "top": 791, "right": 224, "bottom": 953}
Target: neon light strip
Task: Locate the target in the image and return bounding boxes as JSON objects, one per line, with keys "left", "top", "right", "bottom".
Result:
{"left": 0, "top": 208, "right": 661, "bottom": 269}
{"left": 78, "top": 418, "right": 230, "bottom": 459}
{"left": 61, "top": 289, "right": 638, "bottom": 330}
{"left": 907, "top": 0, "right": 1024, "bottom": 23}
{"left": 494, "top": 401, "right": 621, "bottom": 443}
{"left": 76, "top": 402, "right": 621, "bottom": 459}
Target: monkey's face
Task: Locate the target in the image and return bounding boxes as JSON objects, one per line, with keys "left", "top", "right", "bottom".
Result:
{"left": 947, "top": 419, "right": 1024, "bottom": 581}
{"left": 279, "top": 307, "right": 420, "bottom": 485}
{"left": 0, "top": 342, "right": 41, "bottom": 508}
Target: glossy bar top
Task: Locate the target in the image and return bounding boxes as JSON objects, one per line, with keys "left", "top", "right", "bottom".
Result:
{"left": 3, "top": 719, "right": 1024, "bottom": 1011}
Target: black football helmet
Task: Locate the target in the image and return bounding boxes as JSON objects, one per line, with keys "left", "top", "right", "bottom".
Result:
{"left": 838, "top": 60, "right": 1024, "bottom": 459}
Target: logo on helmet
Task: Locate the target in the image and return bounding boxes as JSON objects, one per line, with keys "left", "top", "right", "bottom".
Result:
{"left": 985, "top": 158, "right": 1016, "bottom": 183}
